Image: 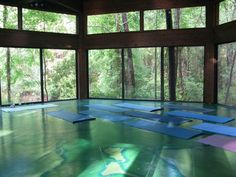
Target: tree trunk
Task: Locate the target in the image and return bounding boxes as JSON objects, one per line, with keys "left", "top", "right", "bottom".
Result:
{"left": 166, "top": 9, "right": 176, "bottom": 101}
{"left": 3, "top": 6, "right": 12, "bottom": 103}
{"left": 43, "top": 53, "right": 49, "bottom": 101}
{"left": 122, "top": 13, "right": 135, "bottom": 97}
{"left": 225, "top": 51, "right": 236, "bottom": 104}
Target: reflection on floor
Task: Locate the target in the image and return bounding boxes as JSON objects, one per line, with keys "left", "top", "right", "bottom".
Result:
{"left": 0, "top": 99, "right": 236, "bottom": 177}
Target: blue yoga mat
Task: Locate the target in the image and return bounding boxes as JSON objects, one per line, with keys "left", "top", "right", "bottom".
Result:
{"left": 166, "top": 111, "right": 233, "bottom": 123}
{"left": 84, "top": 104, "right": 129, "bottom": 113}
{"left": 80, "top": 110, "right": 133, "bottom": 122}
{"left": 48, "top": 110, "right": 95, "bottom": 123}
{"left": 1, "top": 104, "right": 57, "bottom": 112}
{"left": 164, "top": 104, "right": 214, "bottom": 113}
{"left": 192, "top": 123, "right": 236, "bottom": 137}
{"left": 114, "top": 103, "right": 162, "bottom": 112}
{"left": 125, "top": 111, "right": 190, "bottom": 125}
{"left": 125, "top": 120, "right": 201, "bottom": 139}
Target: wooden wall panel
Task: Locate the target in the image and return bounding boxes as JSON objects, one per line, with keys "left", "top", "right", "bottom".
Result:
{"left": 84, "top": 0, "right": 206, "bottom": 15}
{"left": 85, "top": 29, "right": 211, "bottom": 49}
{"left": 0, "top": 29, "right": 79, "bottom": 49}
{"left": 215, "top": 21, "right": 236, "bottom": 44}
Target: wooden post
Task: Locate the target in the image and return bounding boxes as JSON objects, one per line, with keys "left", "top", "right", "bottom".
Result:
{"left": 204, "top": 0, "right": 218, "bottom": 104}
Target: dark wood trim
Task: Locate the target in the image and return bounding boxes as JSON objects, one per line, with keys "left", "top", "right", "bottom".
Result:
{"left": 0, "top": 0, "right": 81, "bottom": 15}
{"left": 140, "top": 11, "right": 144, "bottom": 32}
{"left": 85, "top": 29, "right": 211, "bottom": 49}
{"left": 84, "top": 0, "right": 207, "bottom": 15}
{"left": 39, "top": 49, "right": 44, "bottom": 103}
{"left": 121, "top": 49, "right": 125, "bottom": 99}
{"left": 215, "top": 21, "right": 236, "bottom": 44}
{"left": 18, "top": 6, "right": 22, "bottom": 30}
{"left": 78, "top": 49, "right": 89, "bottom": 99}
{"left": 0, "top": 29, "right": 79, "bottom": 49}
{"left": 204, "top": 0, "right": 217, "bottom": 104}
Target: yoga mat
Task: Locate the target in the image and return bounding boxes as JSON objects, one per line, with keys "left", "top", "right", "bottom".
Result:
{"left": 80, "top": 110, "right": 133, "bottom": 122}
{"left": 48, "top": 110, "right": 95, "bottom": 123}
{"left": 84, "top": 104, "right": 129, "bottom": 113}
{"left": 114, "top": 103, "right": 162, "bottom": 112}
{"left": 125, "top": 111, "right": 190, "bottom": 125}
{"left": 164, "top": 104, "right": 214, "bottom": 113}
{"left": 197, "top": 135, "right": 236, "bottom": 153}
{"left": 125, "top": 120, "right": 201, "bottom": 139}
{"left": 166, "top": 111, "right": 233, "bottom": 123}
{"left": 1, "top": 104, "right": 57, "bottom": 112}
{"left": 192, "top": 123, "right": 236, "bottom": 137}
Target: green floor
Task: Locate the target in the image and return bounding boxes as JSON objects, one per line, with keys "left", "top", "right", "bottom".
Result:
{"left": 0, "top": 99, "right": 236, "bottom": 177}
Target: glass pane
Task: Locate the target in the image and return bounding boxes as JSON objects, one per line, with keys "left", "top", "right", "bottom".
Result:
{"left": 144, "top": 10, "right": 166, "bottom": 30}
{"left": 219, "top": 0, "right": 236, "bottom": 24}
{"left": 0, "top": 5, "right": 18, "bottom": 29}
{"left": 218, "top": 42, "right": 236, "bottom": 106}
{"left": 175, "top": 47, "right": 204, "bottom": 101}
{"left": 43, "top": 49, "right": 76, "bottom": 101}
{"left": 89, "top": 49, "right": 122, "bottom": 98}
{"left": 0, "top": 48, "right": 41, "bottom": 105}
{"left": 87, "top": 11, "right": 140, "bottom": 34}
{"left": 164, "top": 46, "right": 204, "bottom": 101}
{"left": 124, "top": 48, "right": 161, "bottom": 100}
{"left": 172, "top": 6, "right": 206, "bottom": 29}
{"left": 23, "top": 9, "right": 76, "bottom": 34}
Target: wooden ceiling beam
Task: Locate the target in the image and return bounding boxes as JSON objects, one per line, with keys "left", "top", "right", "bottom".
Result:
{"left": 84, "top": 0, "right": 207, "bottom": 15}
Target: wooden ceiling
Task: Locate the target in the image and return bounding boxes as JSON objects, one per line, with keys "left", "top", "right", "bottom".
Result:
{"left": 0, "top": 0, "right": 81, "bottom": 14}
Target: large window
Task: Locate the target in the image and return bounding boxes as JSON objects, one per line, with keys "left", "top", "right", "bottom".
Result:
{"left": 0, "top": 5, "right": 17, "bottom": 29}
{"left": 219, "top": 0, "right": 236, "bottom": 24}
{"left": 23, "top": 9, "right": 76, "bottom": 34}
{"left": 144, "top": 10, "right": 166, "bottom": 30}
{"left": 218, "top": 42, "right": 236, "bottom": 106}
{"left": 89, "top": 49, "right": 122, "bottom": 98}
{"left": 87, "top": 12, "right": 140, "bottom": 34}
{"left": 164, "top": 46, "right": 204, "bottom": 102}
{"left": 43, "top": 49, "right": 76, "bottom": 101}
{"left": 144, "top": 6, "right": 205, "bottom": 30}
{"left": 124, "top": 48, "right": 162, "bottom": 99}
{"left": 0, "top": 48, "right": 41, "bottom": 105}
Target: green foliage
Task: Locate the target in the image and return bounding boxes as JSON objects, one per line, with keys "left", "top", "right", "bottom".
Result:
{"left": 23, "top": 9, "right": 76, "bottom": 34}
{"left": 44, "top": 49, "right": 76, "bottom": 101}
{"left": 87, "top": 12, "right": 140, "bottom": 34}
{"left": 219, "top": 0, "right": 236, "bottom": 24}
{"left": 0, "top": 5, "right": 18, "bottom": 29}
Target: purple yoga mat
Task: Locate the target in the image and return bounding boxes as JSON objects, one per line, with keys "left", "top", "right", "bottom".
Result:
{"left": 198, "top": 135, "right": 236, "bottom": 153}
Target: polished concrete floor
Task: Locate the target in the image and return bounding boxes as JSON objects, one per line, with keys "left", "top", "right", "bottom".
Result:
{"left": 0, "top": 99, "right": 236, "bottom": 177}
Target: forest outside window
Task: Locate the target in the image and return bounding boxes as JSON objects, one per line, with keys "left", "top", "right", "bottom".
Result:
{"left": 144, "top": 6, "right": 205, "bottom": 30}
{"left": 87, "top": 11, "right": 140, "bottom": 34}
{"left": 89, "top": 49, "right": 122, "bottom": 99}
{"left": 164, "top": 46, "right": 204, "bottom": 102}
{"left": 218, "top": 42, "right": 236, "bottom": 107}
{"left": 219, "top": 0, "right": 236, "bottom": 24}
{"left": 124, "top": 48, "right": 162, "bottom": 100}
{"left": 23, "top": 9, "right": 76, "bottom": 34}
{"left": 0, "top": 5, "right": 18, "bottom": 29}
{"left": 42, "top": 49, "right": 77, "bottom": 101}
{"left": 0, "top": 48, "right": 41, "bottom": 105}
